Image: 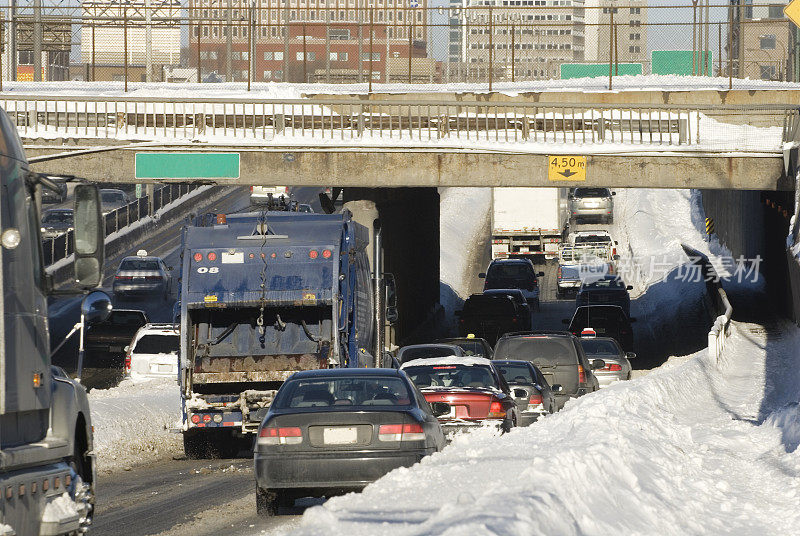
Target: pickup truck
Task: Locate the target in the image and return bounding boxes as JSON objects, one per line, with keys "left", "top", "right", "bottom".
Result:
{"left": 84, "top": 309, "right": 149, "bottom": 387}
{"left": 557, "top": 243, "right": 617, "bottom": 298}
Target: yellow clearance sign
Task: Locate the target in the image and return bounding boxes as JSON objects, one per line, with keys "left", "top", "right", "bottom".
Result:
{"left": 786, "top": 0, "right": 800, "bottom": 27}
{"left": 548, "top": 155, "right": 587, "bottom": 182}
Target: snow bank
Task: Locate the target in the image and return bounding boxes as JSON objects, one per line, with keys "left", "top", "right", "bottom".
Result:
{"left": 293, "top": 320, "right": 800, "bottom": 535}
{"left": 88, "top": 377, "right": 181, "bottom": 473}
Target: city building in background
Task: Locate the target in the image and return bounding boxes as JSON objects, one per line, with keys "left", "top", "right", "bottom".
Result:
{"left": 187, "top": 0, "right": 431, "bottom": 84}
{"left": 730, "top": 0, "right": 791, "bottom": 81}
{"left": 584, "top": 0, "right": 647, "bottom": 67}
{"left": 447, "top": 0, "right": 586, "bottom": 82}
{"left": 80, "top": 0, "right": 182, "bottom": 82}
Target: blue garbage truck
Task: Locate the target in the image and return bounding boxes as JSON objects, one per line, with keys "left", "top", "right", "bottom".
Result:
{"left": 179, "top": 210, "right": 376, "bottom": 457}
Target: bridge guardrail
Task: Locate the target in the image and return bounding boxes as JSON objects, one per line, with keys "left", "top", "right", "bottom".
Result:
{"left": 6, "top": 95, "right": 797, "bottom": 151}
{"left": 42, "top": 183, "right": 200, "bottom": 267}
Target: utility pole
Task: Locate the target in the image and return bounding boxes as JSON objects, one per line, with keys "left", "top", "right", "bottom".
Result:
{"left": 33, "top": 0, "right": 41, "bottom": 81}
{"left": 283, "top": 0, "right": 289, "bottom": 81}
{"left": 704, "top": 0, "right": 710, "bottom": 76}
{"left": 9, "top": 0, "right": 17, "bottom": 81}
{"left": 226, "top": 0, "right": 233, "bottom": 82}
{"left": 145, "top": 0, "right": 153, "bottom": 82}
{"left": 358, "top": 0, "right": 364, "bottom": 83}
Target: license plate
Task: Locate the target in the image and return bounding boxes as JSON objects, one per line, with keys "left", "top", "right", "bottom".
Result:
{"left": 519, "top": 247, "right": 529, "bottom": 253}
{"left": 323, "top": 426, "right": 358, "bottom": 445}
{"left": 585, "top": 202, "right": 599, "bottom": 208}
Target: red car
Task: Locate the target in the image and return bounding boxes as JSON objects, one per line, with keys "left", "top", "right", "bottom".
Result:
{"left": 401, "top": 356, "right": 521, "bottom": 436}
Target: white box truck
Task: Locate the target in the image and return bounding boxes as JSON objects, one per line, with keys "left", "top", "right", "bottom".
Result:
{"left": 491, "top": 187, "right": 569, "bottom": 261}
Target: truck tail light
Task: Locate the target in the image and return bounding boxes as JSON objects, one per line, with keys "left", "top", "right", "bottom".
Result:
{"left": 207, "top": 252, "right": 217, "bottom": 262}
{"left": 193, "top": 252, "right": 203, "bottom": 262}
{"left": 378, "top": 423, "right": 425, "bottom": 442}
{"left": 322, "top": 249, "right": 332, "bottom": 259}
{"left": 258, "top": 427, "right": 303, "bottom": 445}
{"left": 309, "top": 250, "right": 318, "bottom": 259}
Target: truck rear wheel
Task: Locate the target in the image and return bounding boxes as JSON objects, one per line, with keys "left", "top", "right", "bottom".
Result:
{"left": 183, "top": 431, "right": 211, "bottom": 459}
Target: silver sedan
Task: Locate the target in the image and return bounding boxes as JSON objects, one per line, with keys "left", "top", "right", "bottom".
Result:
{"left": 578, "top": 336, "right": 634, "bottom": 387}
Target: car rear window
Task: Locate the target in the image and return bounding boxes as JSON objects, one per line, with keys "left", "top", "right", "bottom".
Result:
{"left": 495, "top": 363, "right": 534, "bottom": 384}
{"left": 493, "top": 337, "right": 578, "bottom": 365}
{"left": 463, "top": 296, "right": 517, "bottom": 316}
{"left": 574, "top": 188, "right": 610, "bottom": 198}
{"left": 274, "top": 377, "right": 412, "bottom": 408}
{"left": 451, "top": 341, "right": 488, "bottom": 357}
{"left": 120, "top": 259, "right": 160, "bottom": 271}
{"left": 571, "top": 308, "right": 626, "bottom": 329}
{"left": 579, "top": 339, "right": 620, "bottom": 356}
{"left": 403, "top": 364, "right": 498, "bottom": 389}
{"left": 575, "top": 235, "right": 611, "bottom": 244}
{"left": 133, "top": 334, "right": 178, "bottom": 354}
{"left": 485, "top": 263, "right": 535, "bottom": 289}
{"left": 42, "top": 211, "right": 73, "bottom": 224}
{"left": 399, "top": 346, "right": 457, "bottom": 363}
{"left": 581, "top": 278, "right": 625, "bottom": 290}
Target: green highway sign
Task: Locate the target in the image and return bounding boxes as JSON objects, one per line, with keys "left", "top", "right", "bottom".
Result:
{"left": 135, "top": 153, "right": 240, "bottom": 179}
{"left": 560, "top": 63, "right": 642, "bottom": 79}
{"left": 652, "top": 50, "right": 713, "bottom": 76}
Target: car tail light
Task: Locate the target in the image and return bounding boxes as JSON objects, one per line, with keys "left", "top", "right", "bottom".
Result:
{"left": 511, "top": 317, "right": 517, "bottom": 323}
{"left": 322, "top": 249, "right": 332, "bottom": 259}
{"left": 258, "top": 427, "right": 303, "bottom": 445}
{"left": 528, "top": 393, "right": 543, "bottom": 405}
{"left": 207, "top": 252, "right": 217, "bottom": 262}
{"left": 193, "top": 252, "right": 203, "bottom": 262}
{"left": 378, "top": 423, "right": 425, "bottom": 442}
{"left": 250, "top": 186, "right": 254, "bottom": 192}
{"left": 578, "top": 365, "right": 587, "bottom": 383}
{"left": 282, "top": 187, "right": 289, "bottom": 194}
{"left": 487, "top": 400, "right": 506, "bottom": 419}
{"left": 605, "top": 363, "right": 622, "bottom": 371}
{"left": 114, "top": 275, "right": 132, "bottom": 280}
{"left": 309, "top": 250, "right": 319, "bottom": 259}
{"left": 557, "top": 266, "right": 562, "bottom": 278}
{"left": 124, "top": 354, "right": 131, "bottom": 373}
{"left": 145, "top": 275, "right": 163, "bottom": 281}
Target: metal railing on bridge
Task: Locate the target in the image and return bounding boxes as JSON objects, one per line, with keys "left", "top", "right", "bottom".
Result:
{"left": 43, "top": 182, "right": 201, "bottom": 266}
{"left": 8, "top": 94, "right": 798, "bottom": 152}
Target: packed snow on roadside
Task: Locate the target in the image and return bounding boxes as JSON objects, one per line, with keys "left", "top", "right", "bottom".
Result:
{"left": 88, "top": 377, "right": 181, "bottom": 473}
{"left": 291, "top": 318, "right": 800, "bottom": 535}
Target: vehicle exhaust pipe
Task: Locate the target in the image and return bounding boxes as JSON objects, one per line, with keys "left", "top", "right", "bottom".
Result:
{"left": 373, "top": 218, "right": 383, "bottom": 368}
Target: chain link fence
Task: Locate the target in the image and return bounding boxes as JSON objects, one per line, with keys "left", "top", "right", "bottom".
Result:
{"left": 0, "top": 2, "right": 797, "bottom": 91}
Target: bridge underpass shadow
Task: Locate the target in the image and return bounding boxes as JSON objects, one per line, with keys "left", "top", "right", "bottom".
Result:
{"left": 629, "top": 266, "right": 714, "bottom": 370}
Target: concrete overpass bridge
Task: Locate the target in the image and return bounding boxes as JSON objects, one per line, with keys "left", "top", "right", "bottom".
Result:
{"left": 8, "top": 87, "right": 799, "bottom": 341}
{"left": 6, "top": 88, "right": 800, "bottom": 190}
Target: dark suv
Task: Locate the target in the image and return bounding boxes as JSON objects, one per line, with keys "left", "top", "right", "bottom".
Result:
{"left": 563, "top": 305, "right": 635, "bottom": 350}
{"left": 492, "top": 332, "right": 602, "bottom": 410}
{"left": 456, "top": 293, "right": 532, "bottom": 345}
{"left": 575, "top": 276, "right": 633, "bottom": 317}
{"left": 480, "top": 259, "right": 544, "bottom": 309}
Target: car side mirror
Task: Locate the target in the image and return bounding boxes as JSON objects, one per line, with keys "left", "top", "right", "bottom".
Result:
{"left": 73, "top": 185, "right": 105, "bottom": 289}
{"left": 561, "top": 319, "right": 570, "bottom": 324}
{"left": 167, "top": 266, "right": 173, "bottom": 271}
{"left": 626, "top": 352, "right": 637, "bottom": 360}
{"left": 551, "top": 384, "right": 563, "bottom": 393}
{"left": 629, "top": 317, "right": 637, "bottom": 323}
{"left": 513, "top": 388, "right": 527, "bottom": 398}
{"left": 591, "top": 359, "right": 606, "bottom": 370}
{"left": 81, "top": 290, "right": 112, "bottom": 324}
{"left": 431, "top": 402, "right": 451, "bottom": 417}
{"left": 626, "top": 285, "right": 633, "bottom": 290}
{"left": 124, "top": 345, "right": 130, "bottom": 353}
{"left": 386, "top": 305, "right": 399, "bottom": 325}
{"left": 538, "top": 271, "right": 545, "bottom": 277}
{"left": 611, "top": 191, "right": 617, "bottom": 195}
{"left": 478, "top": 272, "right": 486, "bottom": 279}
{"left": 613, "top": 254, "right": 621, "bottom": 261}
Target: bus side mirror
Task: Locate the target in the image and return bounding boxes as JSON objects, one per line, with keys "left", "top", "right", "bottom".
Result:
{"left": 73, "top": 185, "right": 105, "bottom": 289}
{"left": 386, "top": 306, "right": 399, "bottom": 325}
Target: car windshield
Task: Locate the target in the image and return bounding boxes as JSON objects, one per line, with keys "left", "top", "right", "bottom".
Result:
{"left": 399, "top": 346, "right": 456, "bottom": 362}
{"left": 495, "top": 363, "right": 535, "bottom": 384}
{"left": 403, "top": 364, "right": 497, "bottom": 389}
{"left": 42, "top": 211, "right": 73, "bottom": 224}
{"left": 574, "top": 188, "right": 610, "bottom": 198}
{"left": 101, "top": 191, "right": 125, "bottom": 203}
{"left": 120, "top": 259, "right": 160, "bottom": 271}
{"left": 493, "top": 336, "right": 577, "bottom": 365}
{"left": 273, "top": 376, "right": 412, "bottom": 408}
{"left": 579, "top": 339, "right": 621, "bottom": 356}
{"left": 575, "top": 235, "right": 611, "bottom": 244}
{"left": 133, "top": 334, "right": 179, "bottom": 354}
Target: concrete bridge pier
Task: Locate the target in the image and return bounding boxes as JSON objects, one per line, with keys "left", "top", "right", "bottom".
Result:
{"left": 344, "top": 187, "right": 440, "bottom": 347}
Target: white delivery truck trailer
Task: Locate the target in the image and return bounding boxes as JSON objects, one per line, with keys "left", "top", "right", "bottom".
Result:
{"left": 491, "top": 188, "right": 569, "bottom": 261}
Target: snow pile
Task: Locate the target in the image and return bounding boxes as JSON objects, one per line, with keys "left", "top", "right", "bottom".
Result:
{"left": 88, "top": 377, "right": 181, "bottom": 472}
{"left": 293, "top": 320, "right": 800, "bottom": 535}
{"left": 439, "top": 187, "right": 491, "bottom": 319}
